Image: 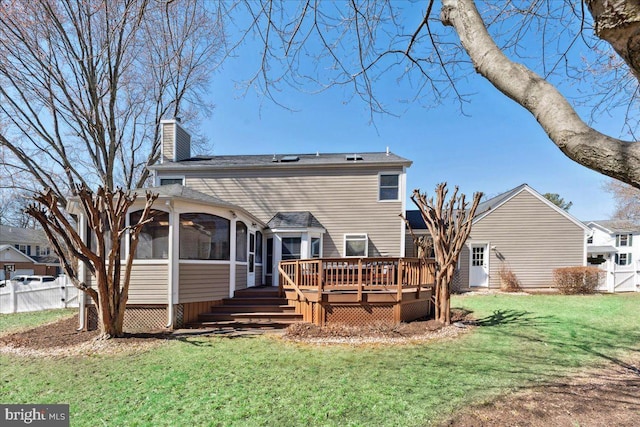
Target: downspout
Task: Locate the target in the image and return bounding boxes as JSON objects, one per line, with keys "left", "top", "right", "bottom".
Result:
{"left": 165, "top": 200, "right": 175, "bottom": 328}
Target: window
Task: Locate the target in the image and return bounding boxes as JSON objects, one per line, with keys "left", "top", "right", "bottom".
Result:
{"left": 472, "top": 247, "right": 485, "bottom": 267}
{"left": 616, "top": 234, "right": 632, "bottom": 247}
{"left": 344, "top": 234, "right": 368, "bottom": 257}
{"left": 235, "top": 221, "right": 247, "bottom": 262}
{"left": 36, "top": 246, "right": 51, "bottom": 256}
{"left": 379, "top": 174, "right": 399, "bottom": 201}
{"left": 131, "top": 209, "right": 169, "bottom": 259}
{"left": 311, "top": 237, "right": 321, "bottom": 258}
{"left": 160, "top": 178, "right": 184, "bottom": 186}
{"left": 255, "top": 231, "right": 263, "bottom": 263}
{"left": 615, "top": 253, "right": 632, "bottom": 266}
{"left": 14, "top": 244, "right": 29, "bottom": 255}
{"left": 587, "top": 235, "right": 593, "bottom": 244}
{"left": 179, "top": 213, "right": 230, "bottom": 260}
{"left": 282, "top": 237, "right": 301, "bottom": 260}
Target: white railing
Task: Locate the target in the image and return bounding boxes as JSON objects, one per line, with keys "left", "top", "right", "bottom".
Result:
{"left": 0, "top": 276, "right": 80, "bottom": 314}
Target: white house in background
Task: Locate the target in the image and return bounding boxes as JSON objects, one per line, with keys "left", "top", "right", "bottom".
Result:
{"left": 585, "top": 220, "right": 640, "bottom": 292}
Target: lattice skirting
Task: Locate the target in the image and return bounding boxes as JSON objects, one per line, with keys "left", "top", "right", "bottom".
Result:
{"left": 323, "top": 303, "right": 395, "bottom": 326}
{"left": 400, "top": 300, "right": 430, "bottom": 322}
{"left": 85, "top": 305, "right": 170, "bottom": 332}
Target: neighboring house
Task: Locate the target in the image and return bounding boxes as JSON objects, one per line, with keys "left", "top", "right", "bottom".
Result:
{"left": 74, "top": 119, "right": 413, "bottom": 329}
{"left": 0, "top": 225, "right": 59, "bottom": 280}
{"left": 406, "top": 184, "right": 589, "bottom": 291}
{"left": 585, "top": 220, "right": 640, "bottom": 292}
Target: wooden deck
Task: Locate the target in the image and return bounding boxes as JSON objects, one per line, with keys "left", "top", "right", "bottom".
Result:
{"left": 279, "top": 257, "right": 435, "bottom": 326}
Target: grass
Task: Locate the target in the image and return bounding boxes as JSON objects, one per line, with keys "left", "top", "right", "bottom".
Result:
{"left": 1, "top": 294, "right": 639, "bottom": 426}
{"left": 0, "top": 308, "right": 76, "bottom": 336}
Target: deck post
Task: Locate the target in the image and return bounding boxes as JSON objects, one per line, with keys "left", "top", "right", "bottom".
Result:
{"left": 357, "top": 258, "right": 363, "bottom": 302}
{"left": 416, "top": 259, "right": 421, "bottom": 299}
{"left": 294, "top": 260, "right": 300, "bottom": 301}
{"left": 396, "top": 259, "right": 403, "bottom": 303}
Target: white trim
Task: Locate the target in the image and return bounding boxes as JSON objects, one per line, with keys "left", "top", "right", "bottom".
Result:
{"left": 178, "top": 259, "right": 231, "bottom": 265}
{"left": 344, "top": 233, "right": 369, "bottom": 257}
{"left": 399, "top": 167, "right": 407, "bottom": 256}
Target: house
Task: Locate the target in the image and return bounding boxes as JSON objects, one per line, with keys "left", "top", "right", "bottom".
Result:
{"left": 75, "top": 119, "right": 423, "bottom": 330}
{"left": 585, "top": 220, "right": 640, "bottom": 292}
{"left": 406, "top": 184, "right": 590, "bottom": 291}
{"left": 0, "top": 225, "right": 59, "bottom": 280}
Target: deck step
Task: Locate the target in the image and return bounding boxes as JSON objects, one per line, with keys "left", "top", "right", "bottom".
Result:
{"left": 233, "top": 287, "right": 281, "bottom": 298}
{"left": 198, "top": 312, "right": 303, "bottom": 322}
{"left": 186, "top": 320, "right": 299, "bottom": 330}
{"left": 222, "top": 297, "right": 288, "bottom": 306}
{"left": 209, "top": 304, "right": 296, "bottom": 314}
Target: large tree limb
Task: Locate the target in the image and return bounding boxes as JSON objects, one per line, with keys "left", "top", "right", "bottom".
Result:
{"left": 441, "top": 0, "right": 640, "bottom": 188}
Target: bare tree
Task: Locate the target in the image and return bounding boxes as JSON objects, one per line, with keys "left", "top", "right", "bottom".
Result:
{"left": 411, "top": 184, "right": 482, "bottom": 325}
{"left": 228, "top": 1, "right": 640, "bottom": 187}
{"left": 603, "top": 180, "right": 640, "bottom": 222}
{"left": 0, "top": 0, "right": 223, "bottom": 338}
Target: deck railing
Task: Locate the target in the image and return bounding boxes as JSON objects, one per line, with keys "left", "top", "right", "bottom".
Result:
{"left": 278, "top": 257, "right": 435, "bottom": 302}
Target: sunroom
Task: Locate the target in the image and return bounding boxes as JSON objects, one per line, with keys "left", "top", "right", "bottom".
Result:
{"left": 76, "top": 184, "right": 267, "bottom": 330}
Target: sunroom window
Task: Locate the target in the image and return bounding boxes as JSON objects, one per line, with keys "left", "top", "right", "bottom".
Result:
{"left": 179, "top": 213, "right": 230, "bottom": 260}
{"left": 236, "top": 221, "right": 247, "bottom": 262}
{"left": 131, "top": 209, "right": 169, "bottom": 259}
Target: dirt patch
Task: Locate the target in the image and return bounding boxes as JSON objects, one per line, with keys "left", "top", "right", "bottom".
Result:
{"left": 0, "top": 314, "right": 171, "bottom": 357}
{"left": 441, "top": 359, "right": 640, "bottom": 427}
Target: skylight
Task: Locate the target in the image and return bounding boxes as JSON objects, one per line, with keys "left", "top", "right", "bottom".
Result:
{"left": 346, "top": 154, "right": 363, "bottom": 161}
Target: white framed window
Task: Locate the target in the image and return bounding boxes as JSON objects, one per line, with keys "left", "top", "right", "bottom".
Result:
{"left": 378, "top": 173, "right": 400, "bottom": 201}
{"left": 14, "top": 244, "right": 29, "bottom": 255}
{"left": 587, "top": 235, "right": 593, "bottom": 244}
{"left": 311, "top": 237, "right": 321, "bottom": 258}
{"left": 131, "top": 209, "right": 169, "bottom": 259}
{"left": 616, "top": 234, "right": 632, "bottom": 247}
{"left": 344, "top": 234, "right": 368, "bottom": 257}
{"left": 615, "top": 253, "right": 632, "bottom": 266}
{"left": 282, "top": 237, "right": 302, "bottom": 260}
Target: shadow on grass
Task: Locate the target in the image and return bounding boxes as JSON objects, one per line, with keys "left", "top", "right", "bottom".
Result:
{"left": 453, "top": 308, "right": 559, "bottom": 328}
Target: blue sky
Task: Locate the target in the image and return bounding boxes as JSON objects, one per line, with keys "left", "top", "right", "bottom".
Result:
{"left": 201, "top": 8, "right": 622, "bottom": 222}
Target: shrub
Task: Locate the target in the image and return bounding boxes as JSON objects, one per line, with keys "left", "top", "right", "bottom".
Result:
{"left": 553, "top": 267, "right": 603, "bottom": 294}
{"left": 499, "top": 265, "right": 522, "bottom": 292}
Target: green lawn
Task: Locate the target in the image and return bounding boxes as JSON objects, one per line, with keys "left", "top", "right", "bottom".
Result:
{"left": 1, "top": 294, "right": 639, "bottom": 426}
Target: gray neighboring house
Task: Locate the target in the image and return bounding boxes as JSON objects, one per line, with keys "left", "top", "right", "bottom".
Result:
{"left": 406, "top": 184, "right": 589, "bottom": 291}
{"left": 74, "top": 119, "right": 413, "bottom": 329}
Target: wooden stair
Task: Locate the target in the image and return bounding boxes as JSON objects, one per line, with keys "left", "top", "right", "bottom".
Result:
{"left": 188, "top": 286, "right": 302, "bottom": 330}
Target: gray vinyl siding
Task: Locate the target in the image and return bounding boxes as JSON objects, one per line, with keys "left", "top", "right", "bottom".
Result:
{"left": 236, "top": 265, "right": 247, "bottom": 290}
{"left": 127, "top": 263, "right": 168, "bottom": 304}
{"left": 161, "top": 123, "right": 174, "bottom": 163}
{"left": 179, "top": 263, "right": 230, "bottom": 303}
{"left": 174, "top": 125, "right": 191, "bottom": 161}
{"left": 463, "top": 190, "right": 585, "bottom": 289}
{"left": 183, "top": 166, "right": 404, "bottom": 257}
{"left": 162, "top": 122, "right": 191, "bottom": 162}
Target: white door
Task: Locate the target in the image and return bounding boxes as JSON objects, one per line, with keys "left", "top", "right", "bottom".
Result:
{"left": 469, "top": 244, "right": 489, "bottom": 287}
{"left": 248, "top": 232, "right": 256, "bottom": 287}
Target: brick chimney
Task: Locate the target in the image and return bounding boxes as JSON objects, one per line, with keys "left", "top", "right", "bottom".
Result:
{"left": 160, "top": 118, "right": 191, "bottom": 163}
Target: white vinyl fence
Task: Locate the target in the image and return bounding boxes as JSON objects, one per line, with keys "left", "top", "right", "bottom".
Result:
{"left": 597, "top": 263, "right": 640, "bottom": 293}
{"left": 0, "top": 276, "right": 80, "bottom": 314}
